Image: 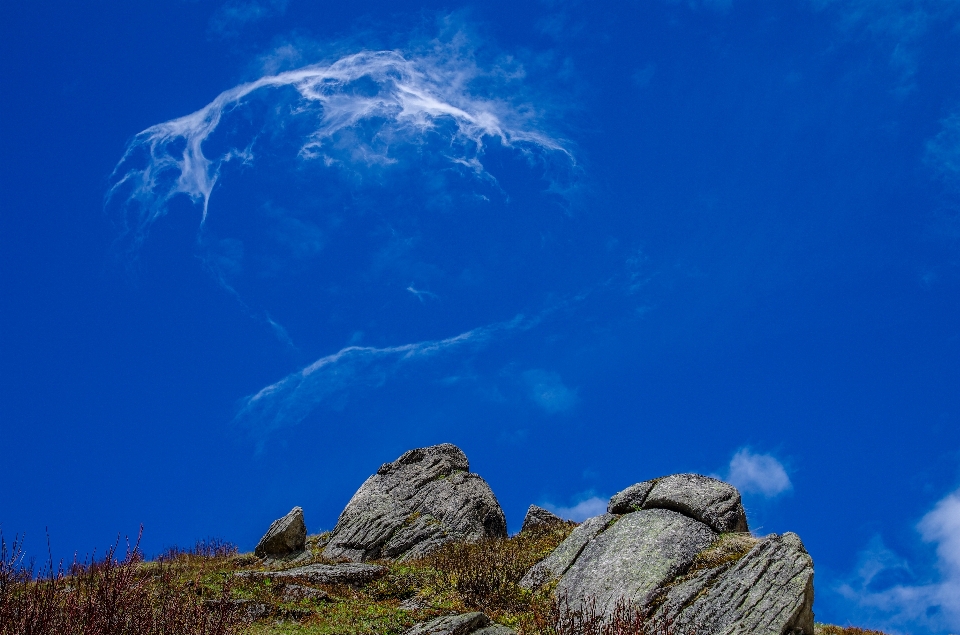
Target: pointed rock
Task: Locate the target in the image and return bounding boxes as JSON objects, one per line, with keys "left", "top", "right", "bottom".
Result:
{"left": 254, "top": 506, "right": 307, "bottom": 558}
{"left": 520, "top": 505, "right": 565, "bottom": 533}
{"left": 323, "top": 444, "right": 507, "bottom": 562}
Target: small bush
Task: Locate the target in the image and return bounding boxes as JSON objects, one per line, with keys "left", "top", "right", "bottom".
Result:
{"left": 418, "top": 523, "right": 575, "bottom": 618}
{"left": 0, "top": 529, "right": 244, "bottom": 635}
{"left": 542, "top": 595, "right": 652, "bottom": 635}
{"left": 159, "top": 537, "right": 239, "bottom": 561}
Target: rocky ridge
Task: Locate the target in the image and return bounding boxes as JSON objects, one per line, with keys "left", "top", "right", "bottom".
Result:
{"left": 247, "top": 443, "right": 814, "bottom": 635}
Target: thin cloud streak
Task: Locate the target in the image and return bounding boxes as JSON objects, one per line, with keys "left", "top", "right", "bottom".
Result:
{"left": 235, "top": 314, "right": 534, "bottom": 435}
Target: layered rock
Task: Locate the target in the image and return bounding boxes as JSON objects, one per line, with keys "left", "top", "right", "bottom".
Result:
{"left": 607, "top": 474, "right": 747, "bottom": 533}
{"left": 254, "top": 506, "right": 307, "bottom": 558}
{"left": 324, "top": 444, "right": 507, "bottom": 561}
{"left": 643, "top": 474, "right": 748, "bottom": 534}
{"left": 649, "top": 532, "right": 814, "bottom": 635}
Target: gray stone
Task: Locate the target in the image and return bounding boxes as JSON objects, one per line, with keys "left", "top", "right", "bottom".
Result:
{"left": 607, "top": 480, "right": 656, "bottom": 514}
{"left": 555, "top": 508, "right": 717, "bottom": 616}
{"left": 643, "top": 474, "right": 748, "bottom": 533}
{"left": 262, "top": 548, "right": 312, "bottom": 568}
{"left": 405, "top": 612, "right": 490, "bottom": 635}
{"left": 279, "top": 583, "right": 329, "bottom": 602}
{"left": 654, "top": 532, "right": 815, "bottom": 635}
{"left": 238, "top": 562, "right": 387, "bottom": 585}
{"left": 323, "top": 444, "right": 507, "bottom": 561}
{"left": 520, "top": 505, "right": 565, "bottom": 533}
{"left": 519, "top": 513, "right": 615, "bottom": 589}
{"left": 254, "top": 506, "right": 307, "bottom": 558}
{"left": 399, "top": 595, "right": 431, "bottom": 611}
{"left": 473, "top": 626, "right": 517, "bottom": 635}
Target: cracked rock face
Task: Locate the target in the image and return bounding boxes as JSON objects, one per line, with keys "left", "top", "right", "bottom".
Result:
{"left": 650, "top": 532, "right": 814, "bottom": 635}
{"left": 519, "top": 513, "right": 615, "bottom": 589}
{"left": 556, "top": 509, "right": 717, "bottom": 615}
{"left": 323, "top": 444, "right": 508, "bottom": 562}
{"left": 254, "top": 506, "right": 307, "bottom": 558}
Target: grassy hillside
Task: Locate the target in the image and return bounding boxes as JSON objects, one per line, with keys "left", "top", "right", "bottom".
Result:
{"left": 0, "top": 528, "right": 886, "bottom": 635}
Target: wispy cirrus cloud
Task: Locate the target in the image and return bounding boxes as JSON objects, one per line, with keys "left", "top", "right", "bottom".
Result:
{"left": 108, "top": 45, "right": 570, "bottom": 248}
{"left": 838, "top": 486, "right": 960, "bottom": 633}
{"left": 108, "top": 29, "right": 579, "bottom": 438}
{"left": 723, "top": 448, "right": 792, "bottom": 498}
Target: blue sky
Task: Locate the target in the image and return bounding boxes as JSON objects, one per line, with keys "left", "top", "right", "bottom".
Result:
{"left": 2, "top": 0, "right": 959, "bottom": 632}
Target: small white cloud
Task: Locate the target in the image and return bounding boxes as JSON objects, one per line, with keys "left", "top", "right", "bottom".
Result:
{"left": 545, "top": 496, "right": 608, "bottom": 522}
{"left": 838, "top": 486, "right": 960, "bottom": 633}
{"left": 724, "top": 448, "right": 792, "bottom": 498}
{"left": 522, "top": 369, "right": 578, "bottom": 414}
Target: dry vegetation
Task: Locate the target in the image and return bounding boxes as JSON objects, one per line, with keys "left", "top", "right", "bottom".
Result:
{"left": 0, "top": 527, "right": 889, "bottom": 635}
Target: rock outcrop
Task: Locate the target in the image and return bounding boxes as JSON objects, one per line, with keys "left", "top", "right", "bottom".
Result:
{"left": 323, "top": 444, "right": 508, "bottom": 561}
{"left": 522, "top": 473, "right": 814, "bottom": 635}
{"left": 254, "top": 506, "right": 307, "bottom": 558}
{"left": 405, "top": 613, "right": 516, "bottom": 635}
{"left": 520, "top": 505, "right": 565, "bottom": 533}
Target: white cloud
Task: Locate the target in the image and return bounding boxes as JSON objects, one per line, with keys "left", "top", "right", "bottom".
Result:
{"left": 724, "top": 448, "right": 792, "bottom": 498}
{"left": 838, "top": 487, "right": 960, "bottom": 633}
{"left": 522, "top": 369, "right": 578, "bottom": 413}
{"left": 545, "top": 496, "right": 608, "bottom": 522}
